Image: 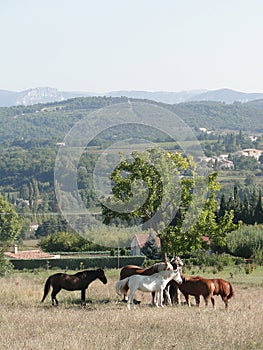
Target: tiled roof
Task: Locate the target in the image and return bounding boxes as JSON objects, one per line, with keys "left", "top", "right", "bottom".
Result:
{"left": 4, "top": 250, "right": 59, "bottom": 259}
{"left": 134, "top": 234, "right": 161, "bottom": 248}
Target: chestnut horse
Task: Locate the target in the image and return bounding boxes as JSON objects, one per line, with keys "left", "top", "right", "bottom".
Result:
{"left": 169, "top": 275, "right": 234, "bottom": 310}
{"left": 209, "top": 277, "right": 235, "bottom": 310}
{"left": 175, "top": 275, "right": 216, "bottom": 307}
{"left": 41, "top": 269, "right": 107, "bottom": 306}
{"left": 119, "top": 261, "right": 174, "bottom": 304}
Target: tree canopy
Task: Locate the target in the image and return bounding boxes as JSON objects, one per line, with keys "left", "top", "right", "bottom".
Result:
{"left": 102, "top": 149, "right": 237, "bottom": 256}
{"left": 0, "top": 194, "right": 22, "bottom": 246}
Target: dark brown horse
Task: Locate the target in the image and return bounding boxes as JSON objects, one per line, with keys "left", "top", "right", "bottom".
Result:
{"left": 41, "top": 269, "right": 107, "bottom": 306}
{"left": 169, "top": 275, "right": 234, "bottom": 310}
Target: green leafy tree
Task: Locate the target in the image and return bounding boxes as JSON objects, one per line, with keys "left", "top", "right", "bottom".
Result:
{"left": 163, "top": 173, "right": 237, "bottom": 254}
{"left": 0, "top": 194, "right": 22, "bottom": 246}
{"left": 39, "top": 231, "right": 87, "bottom": 252}
{"left": 102, "top": 149, "right": 193, "bottom": 228}
{"left": 226, "top": 225, "right": 263, "bottom": 258}
{"left": 39, "top": 231, "right": 104, "bottom": 252}
{"left": 254, "top": 189, "right": 263, "bottom": 224}
{"left": 0, "top": 248, "right": 14, "bottom": 276}
{"left": 35, "top": 216, "right": 72, "bottom": 238}
{"left": 102, "top": 149, "right": 237, "bottom": 257}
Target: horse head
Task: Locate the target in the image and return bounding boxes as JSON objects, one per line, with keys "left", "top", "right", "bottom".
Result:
{"left": 173, "top": 268, "right": 183, "bottom": 285}
{"left": 171, "top": 256, "right": 184, "bottom": 269}
{"left": 97, "top": 269, "right": 108, "bottom": 284}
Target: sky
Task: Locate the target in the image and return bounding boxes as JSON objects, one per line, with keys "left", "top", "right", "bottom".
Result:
{"left": 1, "top": 0, "right": 263, "bottom": 93}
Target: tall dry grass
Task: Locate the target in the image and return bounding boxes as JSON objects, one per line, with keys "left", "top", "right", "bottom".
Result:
{"left": 0, "top": 268, "right": 262, "bottom": 350}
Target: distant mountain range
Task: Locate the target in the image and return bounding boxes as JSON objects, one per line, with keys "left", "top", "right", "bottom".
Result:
{"left": 1, "top": 87, "right": 263, "bottom": 107}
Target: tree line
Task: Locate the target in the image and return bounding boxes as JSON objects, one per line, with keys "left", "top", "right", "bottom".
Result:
{"left": 219, "top": 185, "right": 263, "bottom": 225}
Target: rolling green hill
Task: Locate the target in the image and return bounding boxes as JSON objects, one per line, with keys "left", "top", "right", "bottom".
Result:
{"left": 1, "top": 96, "right": 263, "bottom": 150}
{"left": 0, "top": 96, "right": 263, "bottom": 222}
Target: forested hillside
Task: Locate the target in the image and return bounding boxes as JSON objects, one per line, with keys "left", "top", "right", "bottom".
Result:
{"left": 1, "top": 96, "right": 263, "bottom": 148}
{"left": 1, "top": 96, "right": 263, "bottom": 238}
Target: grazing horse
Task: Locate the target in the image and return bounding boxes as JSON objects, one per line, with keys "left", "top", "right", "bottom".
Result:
{"left": 41, "top": 269, "right": 107, "bottom": 306}
{"left": 169, "top": 275, "right": 235, "bottom": 310}
{"left": 119, "top": 261, "right": 174, "bottom": 304}
{"left": 116, "top": 269, "right": 182, "bottom": 309}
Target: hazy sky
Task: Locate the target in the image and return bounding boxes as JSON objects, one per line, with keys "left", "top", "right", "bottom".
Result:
{"left": 1, "top": 0, "right": 263, "bottom": 93}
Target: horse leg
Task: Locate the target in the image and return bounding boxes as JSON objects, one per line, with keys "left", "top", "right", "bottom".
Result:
{"left": 211, "top": 296, "right": 216, "bottom": 309}
{"left": 151, "top": 291, "right": 156, "bottom": 306}
{"left": 169, "top": 282, "right": 180, "bottom": 304}
{"left": 222, "top": 296, "right": 228, "bottom": 310}
{"left": 186, "top": 294, "right": 191, "bottom": 307}
{"left": 122, "top": 284, "right": 129, "bottom": 302}
{"left": 163, "top": 287, "right": 171, "bottom": 305}
{"left": 156, "top": 291, "right": 160, "bottom": 307}
{"left": 204, "top": 296, "right": 209, "bottom": 307}
{"left": 195, "top": 295, "right": 201, "bottom": 307}
{"left": 159, "top": 289, "right": 165, "bottom": 307}
{"left": 127, "top": 290, "right": 135, "bottom": 310}
{"left": 176, "top": 288, "right": 181, "bottom": 305}
{"left": 51, "top": 287, "right": 61, "bottom": 306}
{"left": 81, "top": 289, "right": 86, "bottom": 307}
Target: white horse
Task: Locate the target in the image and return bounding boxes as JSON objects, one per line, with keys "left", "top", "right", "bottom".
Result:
{"left": 119, "top": 261, "right": 174, "bottom": 304}
{"left": 116, "top": 269, "right": 182, "bottom": 309}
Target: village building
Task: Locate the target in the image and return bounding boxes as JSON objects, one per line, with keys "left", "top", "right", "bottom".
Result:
{"left": 130, "top": 234, "right": 161, "bottom": 256}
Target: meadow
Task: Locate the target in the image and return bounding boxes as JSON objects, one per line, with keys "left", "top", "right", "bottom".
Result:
{"left": 0, "top": 266, "right": 262, "bottom": 350}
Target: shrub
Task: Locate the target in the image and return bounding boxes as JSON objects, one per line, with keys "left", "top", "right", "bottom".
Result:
{"left": 183, "top": 251, "right": 243, "bottom": 268}
{"left": 39, "top": 232, "right": 107, "bottom": 252}
{"left": 226, "top": 225, "right": 263, "bottom": 258}
{"left": 0, "top": 249, "right": 14, "bottom": 276}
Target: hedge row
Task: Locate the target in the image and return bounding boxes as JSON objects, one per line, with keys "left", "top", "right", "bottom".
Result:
{"left": 8, "top": 256, "right": 146, "bottom": 270}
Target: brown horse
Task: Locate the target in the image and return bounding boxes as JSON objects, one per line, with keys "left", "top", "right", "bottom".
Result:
{"left": 209, "top": 277, "right": 235, "bottom": 310}
{"left": 175, "top": 275, "right": 216, "bottom": 307}
{"left": 169, "top": 275, "right": 234, "bottom": 310}
{"left": 119, "top": 261, "right": 174, "bottom": 304}
{"left": 41, "top": 269, "right": 107, "bottom": 306}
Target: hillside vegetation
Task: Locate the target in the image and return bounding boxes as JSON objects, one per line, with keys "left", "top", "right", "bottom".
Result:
{"left": 1, "top": 96, "right": 263, "bottom": 238}
{"left": 1, "top": 96, "right": 263, "bottom": 147}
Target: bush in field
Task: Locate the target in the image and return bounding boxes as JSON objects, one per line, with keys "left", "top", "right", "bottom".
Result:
{"left": 0, "top": 248, "right": 14, "bottom": 276}
{"left": 184, "top": 251, "right": 244, "bottom": 269}
{"left": 39, "top": 231, "right": 104, "bottom": 252}
{"left": 252, "top": 247, "right": 263, "bottom": 265}
{"left": 226, "top": 225, "right": 263, "bottom": 259}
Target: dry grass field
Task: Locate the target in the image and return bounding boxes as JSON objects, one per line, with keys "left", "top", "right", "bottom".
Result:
{"left": 0, "top": 266, "right": 263, "bottom": 350}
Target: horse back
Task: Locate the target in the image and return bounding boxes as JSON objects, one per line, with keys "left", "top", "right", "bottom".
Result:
{"left": 120, "top": 265, "right": 157, "bottom": 279}
{"left": 179, "top": 276, "right": 215, "bottom": 297}
{"left": 212, "top": 278, "right": 234, "bottom": 299}
{"left": 120, "top": 265, "right": 143, "bottom": 279}
{"left": 49, "top": 272, "right": 84, "bottom": 291}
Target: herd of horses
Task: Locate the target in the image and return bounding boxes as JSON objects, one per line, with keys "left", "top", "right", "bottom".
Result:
{"left": 41, "top": 256, "right": 235, "bottom": 310}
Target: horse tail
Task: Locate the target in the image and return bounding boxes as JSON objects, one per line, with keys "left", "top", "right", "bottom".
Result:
{"left": 115, "top": 277, "right": 130, "bottom": 296}
{"left": 228, "top": 282, "right": 235, "bottom": 300}
{"left": 41, "top": 276, "right": 52, "bottom": 302}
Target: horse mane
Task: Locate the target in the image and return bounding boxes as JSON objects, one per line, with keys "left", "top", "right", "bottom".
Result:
{"left": 152, "top": 262, "right": 174, "bottom": 273}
